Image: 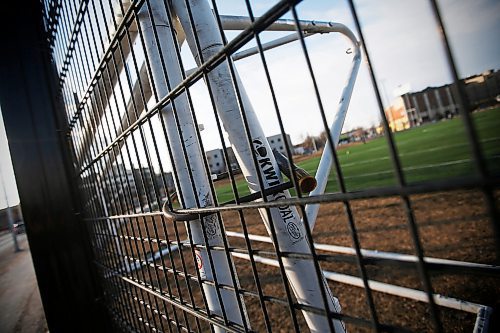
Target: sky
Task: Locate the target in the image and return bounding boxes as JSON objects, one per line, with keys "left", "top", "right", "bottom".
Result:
{"left": 175, "top": 0, "right": 500, "bottom": 154}
{"left": 208, "top": 0, "right": 500, "bottom": 142}
{"left": 1, "top": 0, "right": 499, "bottom": 208}
{"left": 0, "top": 108, "right": 20, "bottom": 208}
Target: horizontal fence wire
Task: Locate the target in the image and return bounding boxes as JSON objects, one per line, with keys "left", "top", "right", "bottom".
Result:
{"left": 43, "top": 0, "right": 499, "bottom": 332}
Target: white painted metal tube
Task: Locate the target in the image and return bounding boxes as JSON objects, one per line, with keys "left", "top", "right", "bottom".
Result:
{"left": 171, "top": 1, "right": 345, "bottom": 332}
{"left": 183, "top": 32, "right": 315, "bottom": 77}
{"left": 136, "top": 240, "right": 493, "bottom": 332}
{"left": 128, "top": 245, "right": 180, "bottom": 272}
{"left": 208, "top": 14, "right": 362, "bottom": 230}
{"left": 304, "top": 31, "right": 361, "bottom": 230}
{"left": 137, "top": 1, "right": 247, "bottom": 330}
{"left": 232, "top": 32, "right": 315, "bottom": 60}
{"left": 231, "top": 252, "right": 492, "bottom": 333}
{"left": 225, "top": 231, "right": 498, "bottom": 271}
{"left": 474, "top": 306, "right": 492, "bottom": 333}
{"left": 220, "top": 15, "right": 352, "bottom": 34}
{"left": 195, "top": 12, "right": 363, "bottom": 231}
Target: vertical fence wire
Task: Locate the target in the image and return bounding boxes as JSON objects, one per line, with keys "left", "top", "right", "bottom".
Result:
{"left": 41, "top": 0, "right": 499, "bottom": 332}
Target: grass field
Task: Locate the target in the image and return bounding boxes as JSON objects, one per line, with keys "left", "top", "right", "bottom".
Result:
{"left": 215, "top": 107, "right": 500, "bottom": 202}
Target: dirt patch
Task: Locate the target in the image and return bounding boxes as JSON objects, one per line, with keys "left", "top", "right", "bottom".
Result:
{"left": 105, "top": 189, "right": 499, "bottom": 332}
{"left": 220, "top": 189, "right": 499, "bottom": 332}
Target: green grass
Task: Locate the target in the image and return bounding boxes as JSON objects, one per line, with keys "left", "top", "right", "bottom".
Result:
{"left": 215, "top": 108, "right": 500, "bottom": 202}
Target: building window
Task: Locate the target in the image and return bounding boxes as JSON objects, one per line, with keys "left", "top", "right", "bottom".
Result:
{"left": 277, "top": 138, "right": 281, "bottom": 142}
{"left": 216, "top": 162, "right": 220, "bottom": 166}
{"left": 209, "top": 164, "right": 213, "bottom": 168}
{"left": 214, "top": 154, "right": 218, "bottom": 158}
{"left": 279, "top": 146, "right": 283, "bottom": 150}
{"left": 270, "top": 140, "right": 274, "bottom": 144}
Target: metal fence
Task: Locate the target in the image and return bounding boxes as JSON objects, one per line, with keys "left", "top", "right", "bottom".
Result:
{"left": 41, "top": 0, "right": 499, "bottom": 332}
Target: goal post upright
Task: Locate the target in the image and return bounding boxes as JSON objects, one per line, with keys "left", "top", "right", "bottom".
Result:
{"left": 137, "top": 1, "right": 248, "bottom": 330}
{"left": 171, "top": 0, "right": 346, "bottom": 331}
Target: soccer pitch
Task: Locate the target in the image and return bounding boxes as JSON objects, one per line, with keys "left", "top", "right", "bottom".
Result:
{"left": 215, "top": 107, "right": 500, "bottom": 202}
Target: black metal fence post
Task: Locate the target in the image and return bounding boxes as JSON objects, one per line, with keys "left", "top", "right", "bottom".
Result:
{"left": 0, "top": 1, "right": 111, "bottom": 332}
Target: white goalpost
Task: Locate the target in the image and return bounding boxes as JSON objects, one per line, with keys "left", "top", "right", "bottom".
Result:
{"left": 164, "top": 0, "right": 362, "bottom": 331}
{"left": 104, "top": 0, "right": 365, "bottom": 331}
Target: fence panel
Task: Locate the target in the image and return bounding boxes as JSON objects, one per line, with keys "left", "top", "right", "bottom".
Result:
{"left": 42, "top": 0, "right": 499, "bottom": 332}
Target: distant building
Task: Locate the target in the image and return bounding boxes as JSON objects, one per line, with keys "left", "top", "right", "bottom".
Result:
{"left": 205, "top": 134, "right": 293, "bottom": 174}
{"left": 338, "top": 127, "right": 374, "bottom": 145}
{"left": 154, "top": 172, "right": 175, "bottom": 199}
{"left": 365, "top": 125, "right": 381, "bottom": 138}
{"left": 385, "top": 69, "right": 500, "bottom": 131}
{"left": 205, "top": 147, "right": 240, "bottom": 175}
{"left": 206, "top": 148, "right": 226, "bottom": 175}
{"left": 101, "top": 165, "right": 177, "bottom": 209}
{"left": 109, "top": 164, "right": 136, "bottom": 184}
{"left": 225, "top": 147, "right": 240, "bottom": 172}
{"left": 161, "top": 172, "right": 175, "bottom": 190}
{"left": 267, "top": 133, "right": 293, "bottom": 155}
{"left": 402, "top": 84, "right": 458, "bottom": 126}
{"left": 293, "top": 145, "right": 307, "bottom": 155}
{"left": 464, "top": 69, "right": 500, "bottom": 109}
{"left": 385, "top": 97, "right": 412, "bottom": 131}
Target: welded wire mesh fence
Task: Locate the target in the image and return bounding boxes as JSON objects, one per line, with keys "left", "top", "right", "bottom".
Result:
{"left": 42, "top": 0, "right": 499, "bottom": 332}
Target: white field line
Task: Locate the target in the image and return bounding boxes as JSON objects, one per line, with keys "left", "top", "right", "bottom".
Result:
{"left": 225, "top": 231, "right": 496, "bottom": 270}
{"left": 230, "top": 252, "right": 487, "bottom": 314}
{"left": 134, "top": 236, "right": 491, "bottom": 314}
{"left": 133, "top": 233, "right": 493, "bottom": 328}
